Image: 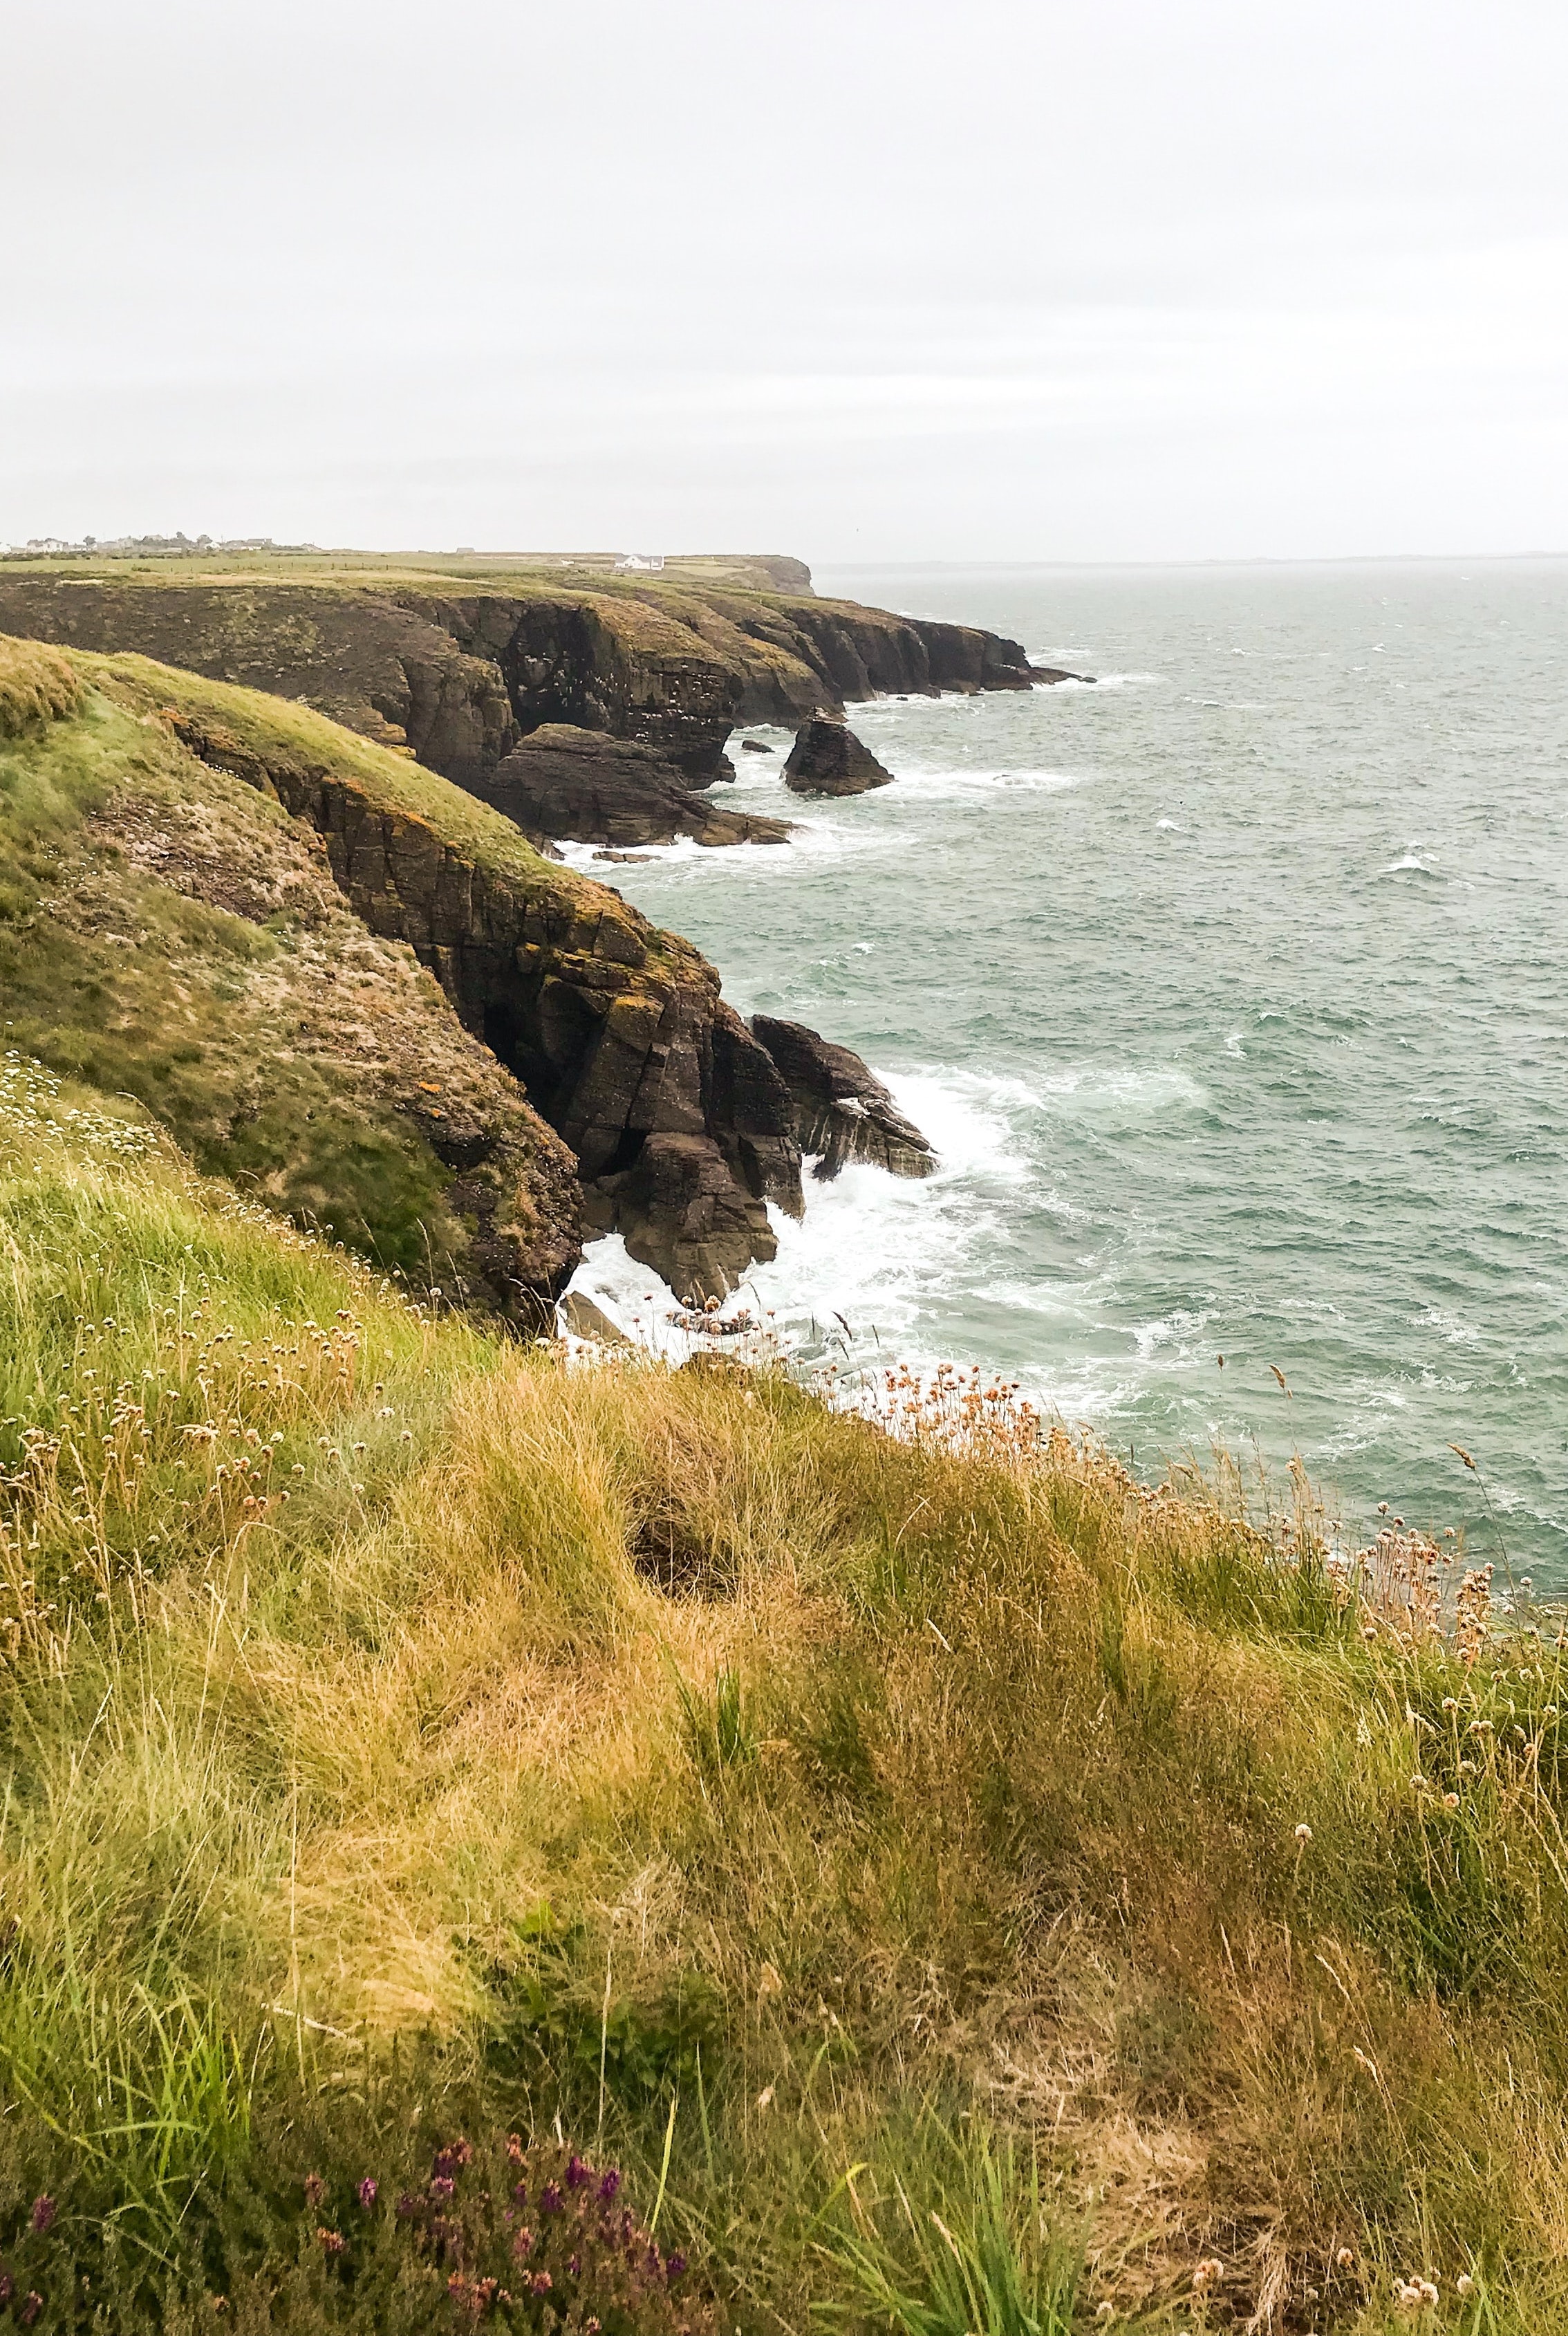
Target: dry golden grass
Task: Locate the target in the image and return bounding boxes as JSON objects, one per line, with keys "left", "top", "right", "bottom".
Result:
{"left": 3, "top": 1064, "right": 1568, "bottom": 2328}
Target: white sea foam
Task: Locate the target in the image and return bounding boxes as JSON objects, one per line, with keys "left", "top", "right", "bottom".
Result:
{"left": 1382, "top": 851, "right": 1443, "bottom": 878}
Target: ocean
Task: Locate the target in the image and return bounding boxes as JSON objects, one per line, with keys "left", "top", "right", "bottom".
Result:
{"left": 563, "top": 560, "right": 1568, "bottom": 1583}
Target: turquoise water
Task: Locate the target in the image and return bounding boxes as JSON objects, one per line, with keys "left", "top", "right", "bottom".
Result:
{"left": 567, "top": 561, "right": 1568, "bottom": 1580}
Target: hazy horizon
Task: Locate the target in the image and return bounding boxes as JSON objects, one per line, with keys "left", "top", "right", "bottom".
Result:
{"left": 7, "top": 0, "right": 1567, "bottom": 565}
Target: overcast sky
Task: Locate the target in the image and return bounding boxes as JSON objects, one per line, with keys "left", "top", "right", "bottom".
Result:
{"left": 4, "top": 0, "right": 1567, "bottom": 562}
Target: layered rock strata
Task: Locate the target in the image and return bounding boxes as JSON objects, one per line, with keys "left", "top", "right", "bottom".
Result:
{"left": 783, "top": 717, "right": 895, "bottom": 797}
{"left": 476, "top": 723, "right": 792, "bottom": 849}
{"left": 750, "top": 1017, "right": 936, "bottom": 1183}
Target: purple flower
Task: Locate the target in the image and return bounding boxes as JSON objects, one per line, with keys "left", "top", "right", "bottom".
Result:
{"left": 430, "top": 2176, "right": 456, "bottom": 2203}
{"left": 512, "top": 2227, "right": 534, "bottom": 2261}
{"left": 19, "top": 2294, "right": 41, "bottom": 2328}
{"left": 530, "top": 2270, "right": 553, "bottom": 2297}
{"left": 512, "top": 2179, "right": 528, "bottom": 2203}
{"left": 357, "top": 2176, "right": 377, "bottom": 2210}
{"left": 666, "top": 2252, "right": 687, "bottom": 2280}
{"left": 566, "top": 2153, "right": 591, "bottom": 2189}
{"left": 304, "top": 2173, "right": 326, "bottom": 2209}
{"left": 395, "top": 2191, "right": 420, "bottom": 2220}
{"left": 433, "top": 2138, "right": 472, "bottom": 2180}
{"left": 28, "top": 2197, "right": 55, "bottom": 2236}
{"left": 598, "top": 2169, "right": 622, "bottom": 2202}
{"left": 506, "top": 2133, "right": 524, "bottom": 2165}
{"left": 539, "top": 2181, "right": 563, "bottom": 2214}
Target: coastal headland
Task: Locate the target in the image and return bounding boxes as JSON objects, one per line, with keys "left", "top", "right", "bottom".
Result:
{"left": 0, "top": 552, "right": 1075, "bottom": 1308}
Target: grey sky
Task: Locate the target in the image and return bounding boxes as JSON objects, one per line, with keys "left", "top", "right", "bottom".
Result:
{"left": 5, "top": 0, "right": 1567, "bottom": 559}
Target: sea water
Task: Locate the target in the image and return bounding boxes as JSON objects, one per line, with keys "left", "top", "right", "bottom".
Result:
{"left": 563, "top": 561, "right": 1568, "bottom": 1582}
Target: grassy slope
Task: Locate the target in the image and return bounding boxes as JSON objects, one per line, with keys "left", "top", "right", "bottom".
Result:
{"left": 0, "top": 640, "right": 599, "bottom": 1306}
{"left": 0, "top": 1055, "right": 1565, "bottom": 2331}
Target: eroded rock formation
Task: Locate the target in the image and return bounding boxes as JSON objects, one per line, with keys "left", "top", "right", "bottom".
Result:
{"left": 783, "top": 717, "right": 895, "bottom": 797}
{"left": 156, "top": 689, "right": 804, "bottom": 1301}
{"left": 750, "top": 1017, "right": 935, "bottom": 1183}
{"left": 476, "top": 724, "right": 792, "bottom": 849}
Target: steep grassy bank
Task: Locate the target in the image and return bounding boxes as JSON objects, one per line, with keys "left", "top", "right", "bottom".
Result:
{"left": 0, "top": 1057, "right": 1565, "bottom": 2333}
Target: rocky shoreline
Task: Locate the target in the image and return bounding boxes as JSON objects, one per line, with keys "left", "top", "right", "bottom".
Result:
{"left": 0, "top": 555, "right": 1088, "bottom": 1309}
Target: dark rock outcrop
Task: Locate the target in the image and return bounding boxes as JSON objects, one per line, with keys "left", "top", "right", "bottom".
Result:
{"left": 151, "top": 685, "right": 803, "bottom": 1301}
{"left": 783, "top": 718, "right": 895, "bottom": 797}
{"left": 739, "top": 738, "right": 771, "bottom": 754}
{"left": 751, "top": 1017, "right": 935, "bottom": 1183}
{"left": 476, "top": 724, "right": 792, "bottom": 849}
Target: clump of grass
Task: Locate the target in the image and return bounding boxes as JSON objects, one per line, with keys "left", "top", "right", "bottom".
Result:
{"left": 816, "top": 2124, "right": 1081, "bottom": 2336}
{"left": 0, "top": 639, "right": 80, "bottom": 739}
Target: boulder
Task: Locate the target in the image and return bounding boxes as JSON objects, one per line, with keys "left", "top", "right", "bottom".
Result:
{"left": 588, "top": 1131, "right": 778, "bottom": 1301}
{"left": 559, "top": 1291, "right": 631, "bottom": 1346}
{"left": 739, "top": 737, "right": 772, "bottom": 754}
{"left": 783, "top": 716, "right": 894, "bottom": 797}
{"left": 478, "top": 724, "right": 792, "bottom": 849}
{"left": 750, "top": 1016, "right": 935, "bottom": 1183}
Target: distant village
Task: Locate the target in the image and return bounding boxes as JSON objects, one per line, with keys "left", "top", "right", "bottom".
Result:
{"left": 0, "top": 532, "right": 317, "bottom": 559}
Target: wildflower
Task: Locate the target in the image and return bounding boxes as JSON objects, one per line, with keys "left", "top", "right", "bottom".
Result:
{"left": 395, "top": 2191, "right": 420, "bottom": 2219}
{"left": 507, "top": 2133, "right": 525, "bottom": 2165}
{"left": 666, "top": 2251, "right": 687, "bottom": 2279}
{"left": 1334, "top": 2247, "right": 1355, "bottom": 2269}
{"left": 569, "top": 2252, "right": 581, "bottom": 2276}
{"left": 584, "top": 2321, "right": 601, "bottom": 2334}
{"left": 0, "top": 2274, "right": 12, "bottom": 2303}
{"left": 1193, "top": 2259, "right": 1223, "bottom": 2294}
{"left": 357, "top": 2176, "right": 377, "bottom": 2209}
{"left": 316, "top": 2227, "right": 346, "bottom": 2256}
{"left": 566, "top": 2153, "right": 591, "bottom": 2188}
{"left": 1410, "top": 1774, "right": 1427, "bottom": 1790}
{"left": 19, "top": 2295, "right": 40, "bottom": 2327}
{"left": 598, "top": 2169, "right": 622, "bottom": 2201}
{"left": 1457, "top": 2273, "right": 1475, "bottom": 2296}
{"left": 530, "top": 2270, "right": 553, "bottom": 2296}
{"left": 1294, "top": 1824, "right": 1312, "bottom": 1846}
{"left": 540, "top": 2180, "right": 563, "bottom": 2213}
{"left": 1443, "top": 1792, "right": 1460, "bottom": 1809}
{"left": 304, "top": 2173, "right": 326, "bottom": 2209}
{"left": 430, "top": 2176, "right": 456, "bottom": 2202}
{"left": 1441, "top": 1698, "right": 1458, "bottom": 1714}
{"left": 29, "top": 2196, "right": 55, "bottom": 2234}
{"left": 512, "top": 2229, "right": 534, "bottom": 2261}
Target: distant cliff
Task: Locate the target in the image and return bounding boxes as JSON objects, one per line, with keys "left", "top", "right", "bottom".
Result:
{"left": 0, "top": 555, "right": 1076, "bottom": 790}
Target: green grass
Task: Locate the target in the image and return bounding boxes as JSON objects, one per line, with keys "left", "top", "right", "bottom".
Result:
{"left": 1, "top": 1062, "right": 1567, "bottom": 2328}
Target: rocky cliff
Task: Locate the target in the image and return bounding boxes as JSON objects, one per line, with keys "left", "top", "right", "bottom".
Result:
{"left": 0, "top": 637, "right": 809, "bottom": 1305}
{"left": 0, "top": 558, "right": 1084, "bottom": 797}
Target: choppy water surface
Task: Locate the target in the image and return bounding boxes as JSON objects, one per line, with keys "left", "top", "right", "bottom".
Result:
{"left": 568, "top": 561, "right": 1568, "bottom": 1579}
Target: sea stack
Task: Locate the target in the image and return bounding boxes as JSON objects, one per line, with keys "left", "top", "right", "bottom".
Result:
{"left": 783, "top": 715, "right": 895, "bottom": 797}
{"left": 751, "top": 1015, "right": 935, "bottom": 1181}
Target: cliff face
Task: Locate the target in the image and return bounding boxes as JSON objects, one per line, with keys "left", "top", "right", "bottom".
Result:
{"left": 1, "top": 636, "right": 804, "bottom": 1305}
{"left": 0, "top": 562, "right": 1075, "bottom": 797}
{"left": 135, "top": 665, "right": 804, "bottom": 1301}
